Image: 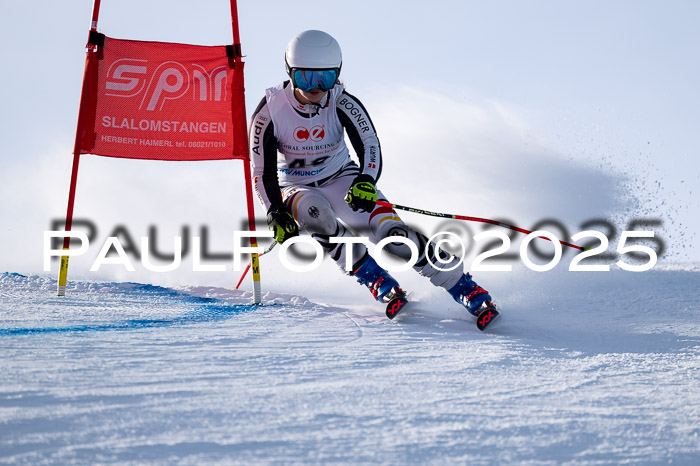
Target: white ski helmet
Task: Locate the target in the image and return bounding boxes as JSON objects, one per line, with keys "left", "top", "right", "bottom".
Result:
{"left": 285, "top": 30, "right": 342, "bottom": 83}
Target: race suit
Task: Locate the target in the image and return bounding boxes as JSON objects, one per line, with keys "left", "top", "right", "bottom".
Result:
{"left": 249, "top": 80, "right": 462, "bottom": 289}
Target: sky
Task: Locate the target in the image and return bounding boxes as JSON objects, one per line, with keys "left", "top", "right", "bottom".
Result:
{"left": 1, "top": 0, "right": 698, "bottom": 296}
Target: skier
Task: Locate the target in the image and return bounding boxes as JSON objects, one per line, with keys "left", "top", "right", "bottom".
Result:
{"left": 249, "top": 30, "right": 498, "bottom": 329}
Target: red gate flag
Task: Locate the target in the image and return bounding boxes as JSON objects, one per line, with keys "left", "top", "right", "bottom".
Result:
{"left": 75, "top": 35, "right": 246, "bottom": 161}
{"left": 60, "top": 1, "right": 261, "bottom": 300}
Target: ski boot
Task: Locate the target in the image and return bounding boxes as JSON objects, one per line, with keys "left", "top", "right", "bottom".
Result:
{"left": 448, "top": 273, "right": 500, "bottom": 331}
{"left": 352, "top": 255, "right": 408, "bottom": 319}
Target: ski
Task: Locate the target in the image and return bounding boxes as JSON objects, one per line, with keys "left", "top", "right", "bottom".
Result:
{"left": 384, "top": 287, "right": 408, "bottom": 320}
{"left": 476, "top": 301, "right": 500, "bottom": 331}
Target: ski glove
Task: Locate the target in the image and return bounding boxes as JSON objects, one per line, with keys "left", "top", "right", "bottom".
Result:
{"left": 267, "top": 205, "right": 299, "bottom": 244}
{"left": 345, "top": 174, "right": 378, "bottom": 212}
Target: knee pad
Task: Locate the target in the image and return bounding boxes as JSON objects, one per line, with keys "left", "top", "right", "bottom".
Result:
{"left": 372, "top": 222, "right": 418, "bottom": 261}
{"left": 373, "top": 220, "right": 463, "bottom": 288}
{"left": 284, "top": 188, "right": 337, "bottom": 235}
{"left": 283, "top": 186, "right": 369, "bottom": 272}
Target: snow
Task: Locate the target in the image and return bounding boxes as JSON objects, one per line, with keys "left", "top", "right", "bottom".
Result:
{"left": 2, "top": 1, "right": 699, "bottom": 462}
{"left": 1, "top": 269, "right": 698, "bottom": 464}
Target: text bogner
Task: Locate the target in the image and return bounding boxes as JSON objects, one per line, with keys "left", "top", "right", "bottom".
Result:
{"left": 338, "top": 97, "right": 369, "bottom": 133}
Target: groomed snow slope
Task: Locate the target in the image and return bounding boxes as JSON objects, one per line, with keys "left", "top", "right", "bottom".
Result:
{"left": 1, "top": 269, "right": 698, "bottom": 464}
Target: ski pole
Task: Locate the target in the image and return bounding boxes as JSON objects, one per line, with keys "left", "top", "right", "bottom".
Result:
{"left": 376, "top": 200, "right": 586, "bottom": 251}
{"left": 234, "top": 242, "right": 277, "bottom": 289}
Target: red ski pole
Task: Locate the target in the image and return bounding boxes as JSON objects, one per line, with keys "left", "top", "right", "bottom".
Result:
{"left": 376, "top": 200, "right": 586, "bottom": 251}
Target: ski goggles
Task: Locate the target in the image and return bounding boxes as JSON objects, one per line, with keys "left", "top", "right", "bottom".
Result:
{"left": 291, "top": 68, "right": 339, "bottom": 92}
